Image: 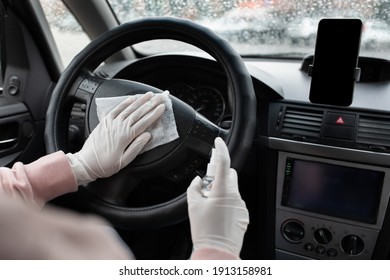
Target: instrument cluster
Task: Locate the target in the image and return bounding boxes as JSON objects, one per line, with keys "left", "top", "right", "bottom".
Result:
{"left": 168, "top": 84, "right": 226, "bottom": 124}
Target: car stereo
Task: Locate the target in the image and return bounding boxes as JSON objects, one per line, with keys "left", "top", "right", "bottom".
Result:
{"left": 275, "top": 152, "right": 390, "bottom": 259}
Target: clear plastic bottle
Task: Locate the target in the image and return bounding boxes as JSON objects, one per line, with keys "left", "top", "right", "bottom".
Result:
{"left": 201, "top": 148, "right": 217, "bottom": 198}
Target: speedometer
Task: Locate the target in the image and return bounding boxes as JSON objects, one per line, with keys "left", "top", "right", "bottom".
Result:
{"left": 191, "top": 87, "right": 225, "bottom": 124}
{"left": 168, "top": 85, "right": 225, "bottom": 124}
{"left": 167, "top": 84, "right": 194, "bottom": 103}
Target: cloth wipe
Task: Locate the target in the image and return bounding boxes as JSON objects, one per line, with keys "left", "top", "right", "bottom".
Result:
{"left": 95, "top": 91, "right": 179, "bottom": 152}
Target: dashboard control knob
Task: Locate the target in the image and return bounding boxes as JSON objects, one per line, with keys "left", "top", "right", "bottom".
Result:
{"left": 341, "top": 235, "right": 364, "bottom": 256}
{"left": 314, "top": 228, "right": 332, "bottom": 244}
{"left": 315, "top": 245, "right": 326, "bottom": 255}
{"left": 326, "top": 248, "right": 338, "bottom": 257}
{"left": 281, "top": 220, "right": 305, "bottom": 243}
{"left": 304, "top": 243, "right": 315, "bottom": 252}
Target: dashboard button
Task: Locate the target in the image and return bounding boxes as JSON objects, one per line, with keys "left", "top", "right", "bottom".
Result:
{"left": 315, "top": 245, "right": 326, "bottom": 255}
{"left": 304, "top": 243, "right": 315, "bottom": 252}
{"left": 326, "top": 112, "right": 356, "bottom": 126}
{"left": 327, "top": 248, "right": 338, "bottom": 257}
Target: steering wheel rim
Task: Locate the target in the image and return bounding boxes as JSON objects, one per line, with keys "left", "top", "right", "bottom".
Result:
{"left": 45, "top": 17, "right": 256, "bottom": 230}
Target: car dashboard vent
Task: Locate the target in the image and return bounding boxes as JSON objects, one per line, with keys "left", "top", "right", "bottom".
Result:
{"left": 280, "top": 107, "right": 323, "bottom": 139}
{"left": 357, "top": 116, "right": 390, "bottom": 149}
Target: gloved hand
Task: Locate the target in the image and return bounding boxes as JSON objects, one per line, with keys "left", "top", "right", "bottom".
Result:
{"left": 187, "top": 137, "right": 249, "bottom": 258}
{"left": 66, "top": 92, "right": 165, "bottom": 185}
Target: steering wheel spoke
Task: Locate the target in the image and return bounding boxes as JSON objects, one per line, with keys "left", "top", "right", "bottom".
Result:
{"left": 84, "top": 174, "right": 142, "bottom": 206}
{"left": 74, "top": 80, "right": 97, "bottom": 104}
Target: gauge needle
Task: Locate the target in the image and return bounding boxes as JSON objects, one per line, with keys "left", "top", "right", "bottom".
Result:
{"left": 195, "top": 105, "right": 206, "bottom": 112}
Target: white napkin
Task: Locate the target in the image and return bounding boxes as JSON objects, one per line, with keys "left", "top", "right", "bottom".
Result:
{"left": 95, "top": 91, "right": 179, "bottom": 152}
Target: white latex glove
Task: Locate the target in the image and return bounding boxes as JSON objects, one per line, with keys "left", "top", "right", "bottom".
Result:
{"left": 66, "top": 92, "right": 165, "bottom": 185}
{"left": 187, "top": 137, "right": 249, "bottom": 258}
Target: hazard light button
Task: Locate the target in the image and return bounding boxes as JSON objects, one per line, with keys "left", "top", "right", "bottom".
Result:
{"left": 324, "top": 112, "right": 356, "bottom": 141}
{"left": 326, "top": 112, "right": 356, "bottom": 126}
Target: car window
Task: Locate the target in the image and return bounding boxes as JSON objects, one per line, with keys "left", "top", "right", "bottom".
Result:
{"left": 39, "top": 0, "right": 90, "bottom": 67}
{"left": 108, "top": 0, "right": 390, "bottom": 60}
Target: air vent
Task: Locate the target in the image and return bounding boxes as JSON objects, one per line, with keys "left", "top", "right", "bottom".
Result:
{"left": 281, "top": 107, "right": 323, "bottom": 138}
{"left": 357, "top": 116, "right": 390, "bottom": 148}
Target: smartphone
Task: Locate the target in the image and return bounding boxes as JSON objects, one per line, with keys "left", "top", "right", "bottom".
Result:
{"left": 309, "top": 18, "right": 362, "bottom": 106}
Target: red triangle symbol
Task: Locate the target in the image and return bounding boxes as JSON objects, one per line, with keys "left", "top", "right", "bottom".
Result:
{"left": 336, "top": 116, "right": 345, "bottom": 125}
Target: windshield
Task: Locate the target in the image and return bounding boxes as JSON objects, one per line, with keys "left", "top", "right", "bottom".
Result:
{"left": 107, "top": 0, "right": 390, "bottom": 60}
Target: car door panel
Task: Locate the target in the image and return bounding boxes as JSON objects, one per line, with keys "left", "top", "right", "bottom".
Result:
{"left": 0, "top": 98, "right": 35, "bottom": 166}
{"left": 0, "top": 4, "right": 56, "bottom": 167}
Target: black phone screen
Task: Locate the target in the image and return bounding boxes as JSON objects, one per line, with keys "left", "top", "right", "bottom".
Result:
{"left": 309, "top": 18, "right": 362, "bottom": 106}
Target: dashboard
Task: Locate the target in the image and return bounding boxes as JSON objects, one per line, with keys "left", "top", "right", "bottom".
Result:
{"left": 96, "top": 52, "right": 390, "bottom": 260}
{"left": 254, "top": 57, "right": 390, "bottom": 260}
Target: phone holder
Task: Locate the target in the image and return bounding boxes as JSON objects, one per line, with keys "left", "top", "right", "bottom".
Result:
{"left": 301, "top": 55, "right": 390, "bottom": 83}
{"left": 308, "top": 64, "right": 361, "bottom": 82}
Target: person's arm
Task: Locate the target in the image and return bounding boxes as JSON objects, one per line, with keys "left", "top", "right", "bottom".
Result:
{"left": 0, "top": 92, "right": 166, "bottom": 259}
{"left": 0, "top": 92, "right": 165, "bottom": 207}
{"left": 187, "top": 137, "right": 249, "bottom": 260}
{"left": 0, "top": 193, "right": 134, "bottom": 259}
{"left": 0, "top": 151, "right": 78, "bottom": 208}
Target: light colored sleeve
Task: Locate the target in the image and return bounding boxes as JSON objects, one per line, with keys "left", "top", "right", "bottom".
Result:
{"left": 0, "top": 152, "right": 134, "bottom": 259}
{"left": 190, "top": 248, "right": 240, "bottom": 260}
{"left": 0, "top": 194, "right": 134, "bottom": 259}
{"left": 0, "top": 151, "right": 78, "bottom": 208}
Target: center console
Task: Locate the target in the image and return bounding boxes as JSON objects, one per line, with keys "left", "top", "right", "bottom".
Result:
{"left": 263, "top": 101, "right": 390, "bottom": 259}
{"left": 275, "top": 151, "right": 390, "bottom": 259}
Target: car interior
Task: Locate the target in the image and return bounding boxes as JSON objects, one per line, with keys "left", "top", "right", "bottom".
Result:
{"left": 1, "top": 0, "right": 390, "bottom": 260}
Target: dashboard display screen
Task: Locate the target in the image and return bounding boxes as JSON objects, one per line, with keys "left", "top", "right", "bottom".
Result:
{"left": 282, "top": 158, "right": 384, "bottom": 224}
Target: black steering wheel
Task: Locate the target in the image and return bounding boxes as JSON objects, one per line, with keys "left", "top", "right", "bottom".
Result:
{"left": 45, "top": 17, "right": 256, "bottom": 230}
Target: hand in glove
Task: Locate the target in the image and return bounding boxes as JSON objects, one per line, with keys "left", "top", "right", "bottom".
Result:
{"left": 187, "top": 137, "right": 249, "bottom": 259}
{"left": 66, "top": 92, "right": 165, "bottom": 185}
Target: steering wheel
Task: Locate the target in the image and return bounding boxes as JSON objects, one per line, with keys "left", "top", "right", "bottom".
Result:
{"left": 45, "top": 17, "right": 256, "bottom": 230}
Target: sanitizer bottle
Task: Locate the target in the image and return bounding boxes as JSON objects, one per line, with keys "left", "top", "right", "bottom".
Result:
{"left": 201, "top": 148, "right": 217, "bottom": 198}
